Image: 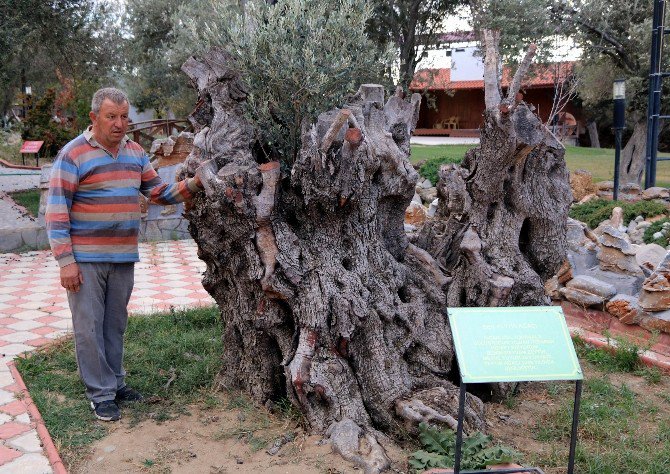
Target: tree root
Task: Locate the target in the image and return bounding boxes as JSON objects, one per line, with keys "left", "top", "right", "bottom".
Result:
{"left": 327, "top": 419, "right": 391, "bottom": 474}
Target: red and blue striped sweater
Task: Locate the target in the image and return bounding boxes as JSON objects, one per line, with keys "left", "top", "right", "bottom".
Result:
{"left": 45, "top": 128, "right": 199, "bottom": 267}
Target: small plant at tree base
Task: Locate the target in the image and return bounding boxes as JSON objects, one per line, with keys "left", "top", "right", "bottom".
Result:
{"left": 408, "top": 422, "right": 519, "bottom": 472}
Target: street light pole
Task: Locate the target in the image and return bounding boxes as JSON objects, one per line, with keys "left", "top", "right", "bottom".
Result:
{"left": 613, "top": 79, "right": 626, "bottom": 201}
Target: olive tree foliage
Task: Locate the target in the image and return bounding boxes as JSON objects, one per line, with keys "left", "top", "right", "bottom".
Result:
{"left": 171, "top": 0, "right": 392, "bottom": 163}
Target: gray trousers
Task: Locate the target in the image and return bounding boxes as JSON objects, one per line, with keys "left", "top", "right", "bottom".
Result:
{"left": 67, "top": 262, "right": 134, "bottom": 403}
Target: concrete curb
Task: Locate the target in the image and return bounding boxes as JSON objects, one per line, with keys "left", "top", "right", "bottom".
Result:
{"left": 8, "top": 361, "right": 67, "bottom": 474}
{"left": 0, "top": 158, "right": 40, "bottom": 171}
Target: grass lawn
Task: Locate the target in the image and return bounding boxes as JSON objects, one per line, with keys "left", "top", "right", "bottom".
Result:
{"left": 15, "top": 305, "right": 223, "bottom": 467}
{"left": 9, "top": 189, "right": 40, "bottom": 217}
{"left": 410, "top": 144, "right": 670, "bottom": 187}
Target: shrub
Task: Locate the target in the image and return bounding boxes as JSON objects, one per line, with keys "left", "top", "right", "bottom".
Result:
{"left": 418, "top": 154, "right": 464, "bottom": 185}
{"left": 569, "top": 199, "right": 667, "bottom": 229}
{"left": 22, "top": 88, "right": 77, "bottom": 157}
{"left": 643, "top": 217, "right": 670, "bottom": 246}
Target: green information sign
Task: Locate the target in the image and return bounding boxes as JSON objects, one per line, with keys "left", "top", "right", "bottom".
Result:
{"left": 448, "top": 306, "right": 583, "bottom": 383}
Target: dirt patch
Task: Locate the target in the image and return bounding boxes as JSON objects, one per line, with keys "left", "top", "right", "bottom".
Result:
{"left": 73, "top": 393, "right": 408, "bottom": 474}
{"left": 74, "top": 366, "right": 669, "bottom": 474}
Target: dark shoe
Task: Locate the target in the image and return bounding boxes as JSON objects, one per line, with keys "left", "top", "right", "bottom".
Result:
{"left": 90, "top": 400, "right": 120, "bottom": 421}
{"left": 115, "top": 386, "right": 145, "bottom": 404}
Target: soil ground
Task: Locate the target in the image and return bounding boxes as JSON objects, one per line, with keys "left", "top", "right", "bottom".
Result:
{"left": 74, "top": 365, "right": 669, "bottom": 474}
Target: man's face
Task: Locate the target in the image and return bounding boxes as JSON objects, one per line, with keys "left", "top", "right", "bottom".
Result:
{"left": 89, "top": 99, "right": 129, "bottom": 149}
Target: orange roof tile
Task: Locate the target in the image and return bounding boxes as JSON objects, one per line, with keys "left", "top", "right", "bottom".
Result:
{"left": 410, "top": 62, "right": 575, "bottom": 91}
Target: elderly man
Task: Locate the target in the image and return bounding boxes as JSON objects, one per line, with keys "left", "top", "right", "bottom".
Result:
{"left": 46, "top": 87, "right": 202, "bottom": 421}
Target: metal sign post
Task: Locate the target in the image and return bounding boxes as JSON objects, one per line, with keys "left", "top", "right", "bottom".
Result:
{"left": 448, "top": 307, "right": 584, "bottom": 474}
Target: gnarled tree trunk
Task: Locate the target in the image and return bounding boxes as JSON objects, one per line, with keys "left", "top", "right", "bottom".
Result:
{"left": 620, "top": 117, "right": 647, "bottom": 186}
{"left": 416, "top": 32, "right": 571, "bottom": 328}
{"left": 178, "top": 49, "right": 484, "bottom": 473}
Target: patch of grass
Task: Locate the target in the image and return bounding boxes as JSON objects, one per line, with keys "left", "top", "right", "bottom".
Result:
{"left": 409, "top": 144, "right": 670, "bottom": 186}
{"left": 536, "top": 392, "right": 670, "bottom": 473}
{"left": 15, "top": 305, "right": 223, "bottom": 468}
{"left": 8, "top": 188, "right": 40, "bottom": 217}
{"left": 569, "top": 198, "right": 667, "bottom": 229}
{"left": 573, "top": 335, "right": 643, "bottom": 372}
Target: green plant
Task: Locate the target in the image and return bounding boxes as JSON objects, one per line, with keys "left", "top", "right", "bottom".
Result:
{"left": 408, "top": 422, "right": 519, "bottom": 472}
{"left": 569, "top": 198, "right": 667, "bottom": 229}
{"left": 22, "top": 88, "right": 78, "bottom": 157}
{"left": 643, "top": 217, "right": 670, "bottom": 246}
{"left": 418, "top": 154, "right": 464, "bottom": 185}
{"left": 574, "top": 335, "right": 643, "bottom": 372}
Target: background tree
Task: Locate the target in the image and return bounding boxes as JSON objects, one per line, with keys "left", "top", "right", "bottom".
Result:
{"left": 365, "top": 0, "right": 461, "bottom": 89}
{"left": 551, "top": 0, "right": 657, "bottom": 185}
{"left": 0, "top": 1, "right": 125, "bottom": 129}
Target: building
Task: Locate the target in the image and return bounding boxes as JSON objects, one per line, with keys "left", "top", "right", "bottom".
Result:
{"left": 410, "top": 46, "right": 583, "bottom": 144}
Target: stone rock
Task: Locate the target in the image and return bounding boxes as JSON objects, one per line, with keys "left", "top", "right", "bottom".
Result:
{"left": 566, "top": 275, "right": 617, "bottom": 300}
{"left": 404, "top": 223, "right": 417, "bottom": 233}
{"left": 559, "top": 287, "right": 608, "bottom": 307}
{"left": 653, "top": 231, "right": 664, "bottom": 240}
{"left": 639, "top": 310, "right": 670, "bottom": 334}
{"left": 427, "top": 198, "right": 439, "bottom": 218}
{"left": 578, "top": 193, "right": 598, "bottom": 204}
{"left": 411, "top": 192, "right": 422, "bottom": 205}
{"left": 620, "top": 183, "right": 642, "bottom": 195}
{"left": 635, "top": 244, "right": 667, "bottom": 273}
{"left": 596, "top": 180, "right": 613, "bottom": 191}
{"left": 642, "top": 186, "right": 670, "bottom": 200}
{"left": 627, "top": 217, "right": 650, "bottom": 245}
{"left": 417, "top": 178, "right": 433, "bottom": 189}
{"left": 569, "top": 169, "right": 597, "bottom": 202}
{"left": 583, "top": 267, "right": 644, "bottom": 296}
{"left": 610, "top": 206, "right": 624, "bottom": 229}
{"left": 597, "top": 226, "right": 643, "bottom": 275}
{"left": 565, "top": 218, "right": 598, "bottom": 274}
{"left": 605, "top": 294, "right": 646, "bottom": 324}
{"left": 544, "top": 276, "right": 561, "bottom": 300}
{"left": 638, "top": 273, "right": 670, "bottom": 311}
{"left": 405, "top": 201, "right": 427, "bottom": 226}
{"left": 417, "top": 186, "right": 438, "bottom": 204}
{"left": 557, "top": 259, "right": 573, "bottom": 285}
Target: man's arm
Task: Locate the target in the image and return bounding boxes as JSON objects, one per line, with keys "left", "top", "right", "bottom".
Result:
{"left": 139, "top": 155, "right": 202, "bottom": 205}
{"left": 45, "top": 151, "right": 83, "bottom": 291}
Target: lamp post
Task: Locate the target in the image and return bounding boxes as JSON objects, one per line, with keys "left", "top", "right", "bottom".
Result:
{"left": 613, "top": 79, "right": 626, "bottom": 201}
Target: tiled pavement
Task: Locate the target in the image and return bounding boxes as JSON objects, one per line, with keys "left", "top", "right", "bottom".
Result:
{"left": 0, "top": 239, "right": 213, "bottom": 472}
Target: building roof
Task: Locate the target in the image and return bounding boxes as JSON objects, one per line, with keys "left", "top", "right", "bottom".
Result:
{"left": 410, "top": 62, "right": 576, "bottom": 91}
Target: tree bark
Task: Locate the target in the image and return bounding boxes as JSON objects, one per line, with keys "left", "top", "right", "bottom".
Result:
{"left": 178, "top": 49, "right": 484, "bottom": 473}
{"left": 415, "top": 33, "right": 571, "bottom": 399}
{"left": 620, "top": 118, "right": 647, "bottom": 186}
{"left": 586, "top": 120, "right": 600, "bottom": 148}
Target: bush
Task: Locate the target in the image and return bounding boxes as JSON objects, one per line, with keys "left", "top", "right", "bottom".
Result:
{"left": 419, "top": 154, "right": 464, "bottom": 185}
{"left": 569, "top": 199, "right": 667, "bottom": 229}
{"left": 22, "top": 88, "right": 77, "bottom": 157}
{"left": 643, "top": 217, "right": 670, "bottom": 246}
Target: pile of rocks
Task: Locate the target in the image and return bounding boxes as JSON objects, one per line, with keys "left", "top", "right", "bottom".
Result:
{"left": 404, "top": 177, "right": 439, "bottom": 232}
{"left": 547, "top": 209, "right": 670, "bottom": 335}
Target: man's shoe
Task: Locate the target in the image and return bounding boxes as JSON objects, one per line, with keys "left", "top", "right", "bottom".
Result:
{"left": 90, "top": 400, "right": 120, "bottom": 422}
{"left": 115, "top": 386, "right": 144, "bottom": 404}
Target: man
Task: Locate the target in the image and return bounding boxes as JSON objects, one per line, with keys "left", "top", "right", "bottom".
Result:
{"left": 46, "top": 87, "right": 203, "bottom": 421}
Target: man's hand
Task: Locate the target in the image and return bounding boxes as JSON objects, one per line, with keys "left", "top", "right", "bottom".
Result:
{"left": 60, "top": 263, "right": 83, "bottom": 293}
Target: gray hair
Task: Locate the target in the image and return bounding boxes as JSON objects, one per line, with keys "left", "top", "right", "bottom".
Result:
{"left": 91, "top": 87, "right": 129, "bottom": 114}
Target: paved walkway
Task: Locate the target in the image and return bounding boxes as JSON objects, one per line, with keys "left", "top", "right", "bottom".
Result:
{"left": 0, "top": 240, "right": 213, "bottom": 472}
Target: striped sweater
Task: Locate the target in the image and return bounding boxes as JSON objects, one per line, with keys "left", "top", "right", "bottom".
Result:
{"left": 46, "top": 128, "right": 199, "bottom": 267}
